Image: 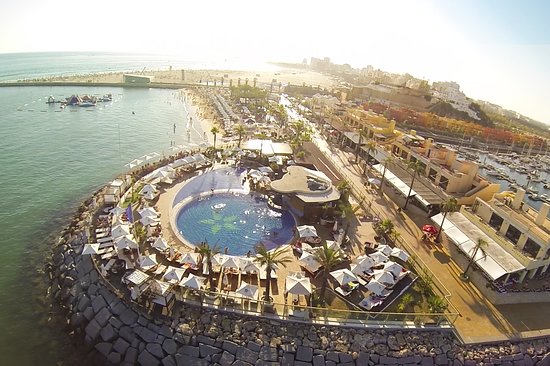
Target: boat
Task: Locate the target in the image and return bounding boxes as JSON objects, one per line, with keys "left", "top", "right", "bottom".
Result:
{"left": 211, "top": 203, "right": 226, "bottom": 210}
{"left": 98, "top": 94, "right": 113, "bottom": 102}
{"left": 79, "top": 101, "right": 96, "bottom": 107}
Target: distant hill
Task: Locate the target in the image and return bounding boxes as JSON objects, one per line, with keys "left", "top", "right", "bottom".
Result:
{"left": 428, "top": 101, "right": 493, "bottom": 127}
{"left": 477, "top": 100, "right": 550, "bottom": 133}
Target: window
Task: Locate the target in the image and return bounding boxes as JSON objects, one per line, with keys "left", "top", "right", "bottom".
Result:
{"left": 523, "top": 238, "right": 540, "bottom": 259}
{"left": 505, "top": 224, "right": 521, "bottom": 244}
{"left": 488, "top": 213, "right": 504, "bottom": 231}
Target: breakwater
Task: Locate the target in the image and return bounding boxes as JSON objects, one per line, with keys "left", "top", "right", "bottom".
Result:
{"left": 46, "top": 174, "right": 550, "bottom": 366}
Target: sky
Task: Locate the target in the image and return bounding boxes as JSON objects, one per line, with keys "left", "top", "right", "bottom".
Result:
{"left": 1, "top": 0, "right": 549, "bottom": 124}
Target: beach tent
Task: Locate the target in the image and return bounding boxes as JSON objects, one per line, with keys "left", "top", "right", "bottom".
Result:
{"left": 221, "top": 255, "right": 242, "bottom": 270}
{"left": 352, "top": 255, "right": 375, "bottom": 271}
{"left": 390, "top": 247, "right": 410, "bottom": 262}
{"left": 82, "top": 243, "right": 100, "bottom": 255}
{"left": 139, "top": 254, "right": 158, "bottom": 270}
{"left": 240, "top": 258, "right": 262, "bottom": 273}
{"left": 330, "top": 268, "right": 358, "bottom": 286}
{"left": 369, "top": 251, "right": 389, "bottom": 264}
{"left": 377, "top": 244, "right": 393, "bottom": 256}
{"left": 152, "top": 237, "right": 170, "bottom": 251}
{"left": 110, "top": 206, "right": 126, "bottom": 216}
{"left": 180, "top": 252, "right": 199, "bottom": 266}
{"left": 138, "top": 207, "right": 159, "bottom": 218}
{"left": 285, "top": 272, "right": 312, "bottom": 295}
{"left": 366, "top": 279, "right": 386, "bottom": 296}
{"left": 373, "top": 270, "right": 395, "bottom": 286}
{"left": 163, "top": 266, "right": 186, "bottom": 283}
{"left": 179, "top": 273, "right": 206, "bottom": 289}
{"left": 298, "top": 251, "right": 321, "bottom": 273}
{"left": 140, "top": 184, "right": 158, "bottom": 195}
{"left": 383, "top": 261, "right": 404, "bottom": 277}
{"left": 114, "top": 235, "right": 138, "bottom": 250}
{"left": 140, "top": 216, "right": 160, "bottom": 226}
{"left": 111, "top": 224, "right": 131, "bottom": 238}
{"left": 297, "top": 225, "right": 318, "bottom": 238}
{"left": 236, "top": 281, "right": 259, "bottom": 299}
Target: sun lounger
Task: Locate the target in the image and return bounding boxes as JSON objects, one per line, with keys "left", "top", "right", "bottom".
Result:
{"left": 97, "top": 236, "right": 114, "bottom": 243}
{"left": 335, "top": 286, "right": 353, "bottom": 297}
{"left": 359, "top": 296, "right": 384, "bottom": 310}
{"left": 153, "top": 264, "right": 168, "bottom": 276}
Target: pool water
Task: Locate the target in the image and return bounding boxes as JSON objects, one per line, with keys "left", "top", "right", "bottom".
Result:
{"left": 176, "top": 193, "right": 295, "bottom": 255}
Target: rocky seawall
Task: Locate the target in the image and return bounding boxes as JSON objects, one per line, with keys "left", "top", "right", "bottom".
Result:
{"left": 47, "top": 196, "right": 550, "bottom": 366}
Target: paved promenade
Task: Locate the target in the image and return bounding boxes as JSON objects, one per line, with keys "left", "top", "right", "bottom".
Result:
{"left": 307, "top": 133, "right": 550, "bottom": 344}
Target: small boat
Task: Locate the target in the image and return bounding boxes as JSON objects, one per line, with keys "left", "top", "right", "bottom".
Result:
{"left": 79, "top": 101, "right": 96, "bottom": 107}
{"left": 211, "top": 203, "right": 226, "bottom": 210}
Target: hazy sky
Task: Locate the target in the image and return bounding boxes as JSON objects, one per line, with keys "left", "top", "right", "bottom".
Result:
{"left": 1, "top": 0, "right": 549, "bottom": 123}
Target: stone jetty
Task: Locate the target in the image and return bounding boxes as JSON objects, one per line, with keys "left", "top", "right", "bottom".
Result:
{"left": 47, "top": 194, "right": 550, "bottom": 366}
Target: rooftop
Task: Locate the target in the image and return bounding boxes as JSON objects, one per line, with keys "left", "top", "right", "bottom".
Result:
{"left": 270, "top": 166, "right": 341, "bottom": 203}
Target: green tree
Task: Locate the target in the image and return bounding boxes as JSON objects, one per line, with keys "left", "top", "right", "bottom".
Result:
{"left": 461, "top": 238, "right": 488, "bottom": 279}
{"left": 197, "top": 242, "right": 221, "bottom": 290}
{"left": 379, "top": 155, "right": 394, "bottom": 193}
{"left": 254, "top": 243, "right": 291, "bottom": 302}
{"left": 435, "top": 197, "right": 458, "bottom": 242}
{"left": 354, "top": 128, "right": 369, "bottom": 164}
{"left": 336, "top": 180, "right": 352, "bottom": 203}
{"left": 374, "top": 218, "right": 395, "bottom": 237}
{"left": 210, "top": 126, "right": 220, "bottom": 150}
{"left": 427, "top": 295, "right": 448, "bottom": 313}
{"left": 403, "top": 160, "right": 424, "bottom": 210}
{"left": 312, "top": 241, "right": 343, "bottom": 305}
{"left": 397, "top": 293, "right": 414, "bottom": 312}
{"left": 134, "top": 223, "right": 147, "bottom": 245}
{"left": 363, "top": 140, "right": 377, "bottom": 174}
{"left": 233, "top": 124, "right": 247, "bottom": 148}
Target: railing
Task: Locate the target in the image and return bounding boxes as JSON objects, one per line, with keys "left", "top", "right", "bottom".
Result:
{"left": 310, "top": 135, "right": 460, "bottom": 325}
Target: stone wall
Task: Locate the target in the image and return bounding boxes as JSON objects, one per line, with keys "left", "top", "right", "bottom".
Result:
{"left": 47, "top": 200, "right": 550, "bottom": 366}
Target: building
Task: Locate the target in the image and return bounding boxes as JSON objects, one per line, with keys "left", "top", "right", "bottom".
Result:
{"left": 123, "top": 74, "right": 154, "bottom": 84}
{"left": 390, "top": 132, "right": 500, "bottom": 205}
{"left": 471, "top": 189, "right": 550, "bottom": 280}
{"left": 270, "top": 165, "right": 341, "bottom": 219}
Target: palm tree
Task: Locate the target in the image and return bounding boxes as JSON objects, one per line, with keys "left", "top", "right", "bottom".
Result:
{"left": 210, "top": 126, "right": 220, "bottom": 150}
{"left": 313, "top": 242, "right": 342, "bottom": 305}
{"left": 336, "top": 180, "right": 352, "bottom": 203}
{"left": 435, "top": 197, "right": 458, "bottom": 242}
{"left": 374, "top": 218, "right": 394, "bottom": 237}
{"left": 354, "top": 128, "right": 368, "bottom": 164}
{"left": 363, "top": 140, "right": 377, "bottom": 175}
{"left": 403, "top": 160, "right": 424, "bottom": 210}
{"left": 379, "top": 155, "right": 394, "bottom": 193}
{"left": 461, "top": 238, "right": 488, "bottom": 279}
{"left": 233, "top": 124, "right": 247, "bottom": 148}
{"left": 253, "top": 243, "right": 291, "bottom": 302}
{"left": 197, "top": 242, "right": 221, "bottom": 290}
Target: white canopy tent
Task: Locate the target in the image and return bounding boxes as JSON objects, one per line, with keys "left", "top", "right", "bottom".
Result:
{"left": 285, "top": 272, "right": 312, "bottom": 295}
{"left": 114, "top": 235, "right": 138, "bottom": 250}
{"left": 373, "top": 269, "right": 396, "bottom": 286}
{"left": 179, "top": 273, "right": 206, "bottom": 289}
{"left": 163, "top": 266, "right": 186, "bottom": 283}
{"left": 138, "top": 207, "right": 160, "bottom": 218}
{"left": 369, "top": 251, "right": 389, "bottom": 264}
{"left": 330, "top": 268, "right": 358, "bottom": 286}
{"left": 366, "top": 279, "right": 386, "bottom": 296}
{"left": 111, "top": 224, "right": 131, "bottom": 238}
{"left": 297, "top": 225, "right": 318, "bottom": 238}
{"left": 390, "top": 247, "right": 410, "bottom": 262}
{"left": 139, "top": 254, "right": 158, "bottom": 270}
{"left": 236, "top": 281, "right": 259, "bottom": 299}
{"left": 82, "top": 243, "right": 100, "bottom": 255}
{"left": 152, "top": 237, "right": 170, "bottom": 251}
{"left": 140, "top": 216, "right": 160, "bottom": 226}
{"left": 431, "top": 212, "right": 525, "bottom": 280}
{"left": 298, "top": 251, "right": 321, "bottom": 273}
{"left": 180, "top": 252, "right": 200, "bottom": 266}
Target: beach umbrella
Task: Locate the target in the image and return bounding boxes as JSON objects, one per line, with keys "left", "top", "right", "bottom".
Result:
{"left": 298, "top": 251, "right": 321, "bottom": 273}
{"left": 111, "top": 224, "right": 131, "bottom": 238}
{"left": 377, "top": 244, "right": 393, "bottom": 256}
{"left": 143, "top": 191, "right": 157, "bottom": 201}
{"left": 366, "top": 279, "right": 386, "bottom": 296}
{"left": 390, "top": 247, "right": 410, "bottom": 262}
{"left": 139, "top": 207, "right": 159, "bottom": 218}
{"left": 422, "top": 224, "right": 438, "bottom": 234}
{"left": 297, "top": 225, "right": 318, "bottom": 238}
{"left": 110, "top": 207, "right": 126, "bottom": 216}
{"left": 221, "top": 256, "right": 242, "bottom": 270}
{"left": 240, "top": 258, "right": 261, "bottom": 273}
{"left": 139, "top": 254, "right": 158, "bottom": 270}
{"left": 236, "top": 281, "right": 259, "bottom": 299}
{"left": 373, "top": 270, "right": 395, "bottom": 285}
{"left": 180, "top": 252, "right": 199, "bottom": 266}
{"left": 383, "top": 261, "right": 404, "bottom": 277}
{"left": 140, "top": 215, "right": 160, "bottom": 226}
{"left": 369, "top": 251, "right": 389, "bottom": 264}
{"left": 82, "top": 243, "right": 100, "bottom": 255}
{"left": 114, "top": 235, "right": 138, "bottom": 250}
{"left": 163, "top": 266, "right": 186, "bottom": 283}
{"left": 330, "top": 268, "right": 358, "bottom": 286}
{"left": 179, "top": 273, "right": 206, "bottom": 289}
{"left": 352, "top": 255, "right": 375, "bottom": 270}
{"left": 285, "top": 273, "right": 312, "bottom": 295}
{"left": 152, "top": 237, "right": 170, "bottom": 251}
{"left": 258, "top": 166, "right": 274, "bottom": 174}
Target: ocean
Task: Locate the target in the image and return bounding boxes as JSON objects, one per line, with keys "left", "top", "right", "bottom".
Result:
{"left": 0, "top": 52, "right": 237, "bottom": 365}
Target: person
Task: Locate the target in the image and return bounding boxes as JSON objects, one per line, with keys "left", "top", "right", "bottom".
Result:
{"left": 246, "top": 250, "right": 251, "bottom": 258}
{"left": 224, "top": 247, "right": 228, "bottom": 254}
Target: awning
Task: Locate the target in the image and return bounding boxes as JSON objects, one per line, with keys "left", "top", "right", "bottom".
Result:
{"left": 373, "top": 164, "right": 430, "bottom": 206}
{"left": 430, "top": 212, "right": 525, "bottom": 280}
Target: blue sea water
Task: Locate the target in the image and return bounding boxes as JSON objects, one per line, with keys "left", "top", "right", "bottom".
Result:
{"left": 0, "top": 52, "right": 243, "bottom": 365}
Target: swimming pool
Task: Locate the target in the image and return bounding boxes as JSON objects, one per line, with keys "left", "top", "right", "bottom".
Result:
{"left": 175, "top": 193, "right": 296, "bottom": 255}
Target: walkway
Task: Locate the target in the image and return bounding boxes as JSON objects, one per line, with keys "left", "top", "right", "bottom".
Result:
{"left": 308, "top": 130, "right": 550, "bottom": 344}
